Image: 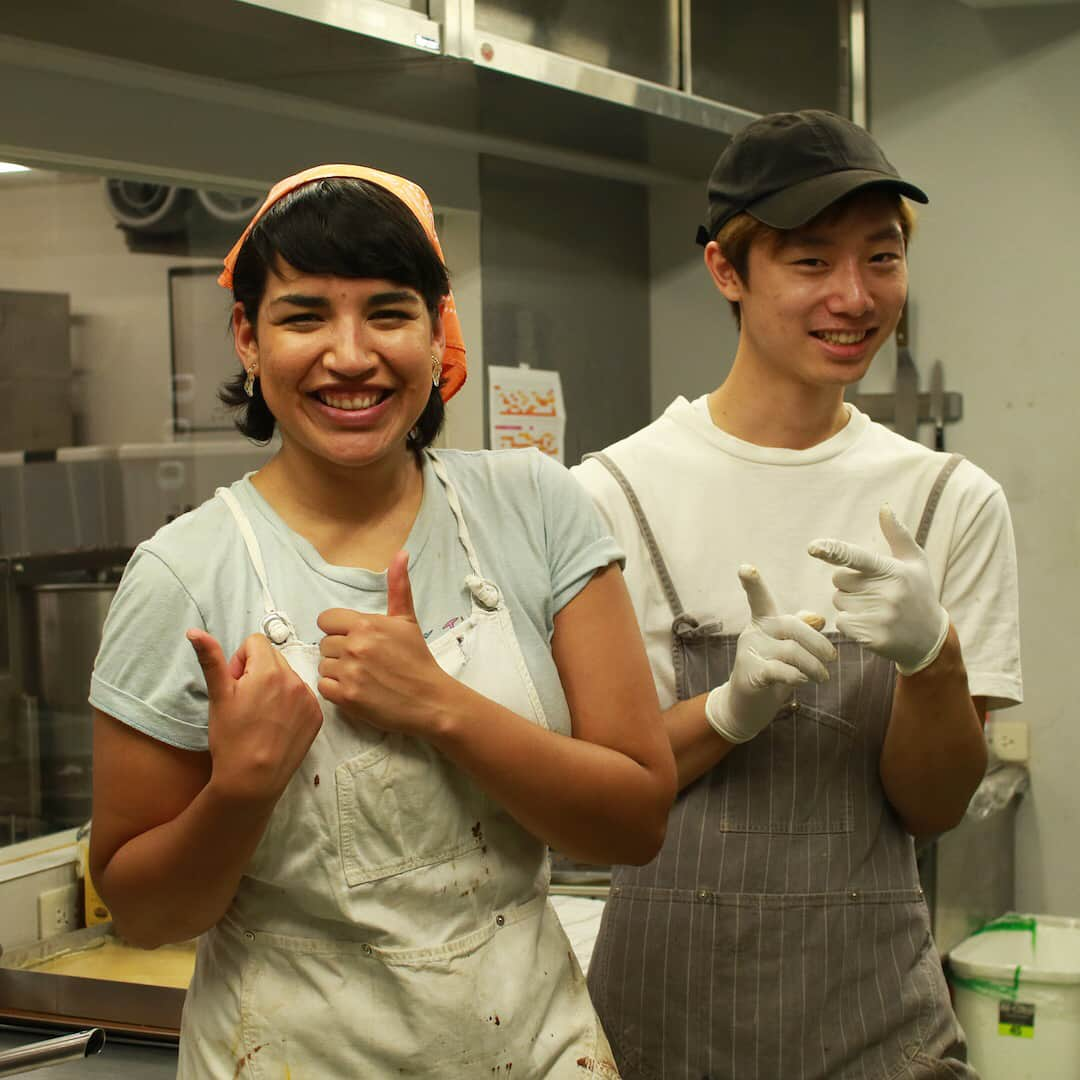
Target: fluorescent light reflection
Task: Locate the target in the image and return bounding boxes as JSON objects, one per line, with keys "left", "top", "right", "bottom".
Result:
{"left": 0, "top": 162, "right": 30, "bottom": 174}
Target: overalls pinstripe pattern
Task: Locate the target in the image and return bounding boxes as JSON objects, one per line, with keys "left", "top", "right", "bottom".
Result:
{"left": 586, "top": 452, "right": 976, "bottom": 1080}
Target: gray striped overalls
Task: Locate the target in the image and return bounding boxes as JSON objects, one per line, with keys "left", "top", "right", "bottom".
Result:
{"left": 586, "top": 452, "right": 976, "bottom": 1080}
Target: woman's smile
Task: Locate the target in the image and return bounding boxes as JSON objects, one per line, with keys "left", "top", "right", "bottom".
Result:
{"left": 307, "top": 386, "right": 397, "bottom": 427}
{"left": 314, "top": 388, "right": 390, "bottom": 411}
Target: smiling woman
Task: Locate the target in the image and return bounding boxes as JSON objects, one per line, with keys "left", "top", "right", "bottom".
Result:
{"left": 221, "top": 174, "right": 453, "bottom": 460}
{"left": 240, "top": 269, "right": 441, "bottom": 471}
{"left": 86, "top": 164, "right": 676, "bottom": 1078}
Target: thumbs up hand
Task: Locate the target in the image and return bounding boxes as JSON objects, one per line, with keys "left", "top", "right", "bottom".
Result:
{"left": 808, "top": 504, "right": 950, "bottom": 675}
{"left": 704, "top": 565, "right": 836, "bottom": 745}
{"left": 318, "top": 551, "right": 450, "bottom": 737}
{"left": 186, "top": 627, "right": 322, "bottom": 806}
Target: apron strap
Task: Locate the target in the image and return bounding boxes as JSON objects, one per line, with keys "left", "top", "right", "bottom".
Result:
{"left": 583, "top": 452, "right": 688, "bottom": 622}
{"left": 215, "top": 487, "right": 296, "bottom": 644}
{"left": 424, "top": 451, "right": 500, "bottom": 611}
{"left": 915, "top": 453, "right": 964, "bottom": 547}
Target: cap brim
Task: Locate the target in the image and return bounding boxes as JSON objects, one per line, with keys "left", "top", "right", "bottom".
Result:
{"left": 747, "top": 169, "right": 929, "bottom": 229}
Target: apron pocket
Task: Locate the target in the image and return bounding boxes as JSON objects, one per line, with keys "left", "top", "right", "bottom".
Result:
{"left": 676, "top": 631, "right": 864, "bottom": 836}
{"left": 337, "top": 733, "right": 484, "bottom": 886}
{"left": 711, "top": 699, "right": 856, "bottom": 835}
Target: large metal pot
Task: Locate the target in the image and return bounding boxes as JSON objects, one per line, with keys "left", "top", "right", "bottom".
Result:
{"left": 33, "top": 583, "right": 117, "bottom": 830}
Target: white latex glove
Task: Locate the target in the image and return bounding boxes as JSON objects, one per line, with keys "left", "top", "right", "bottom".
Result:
{"left": 704, "top": 565, "right": 837, "bottom": 745}
{"left": 807, "top": 504, "right": 950, "bottom": 676}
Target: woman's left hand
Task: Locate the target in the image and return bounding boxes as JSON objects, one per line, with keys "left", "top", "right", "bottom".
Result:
{"left": 317, "top": 551, "right": 455, "bottom": 738}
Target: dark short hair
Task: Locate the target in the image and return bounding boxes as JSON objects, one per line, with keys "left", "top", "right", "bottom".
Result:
{"left": 220, "top": 178, "right": 449, "bottom": 451}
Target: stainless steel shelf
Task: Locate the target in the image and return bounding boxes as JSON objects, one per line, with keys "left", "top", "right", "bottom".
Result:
{"left": 471, "top": 32, "right": 755, "bottom": 136}
{"left": 236, "top": 0, "right": 442, "bottom": 55}
{"left": 3, "top": 0, "right": 857, "bottom": 185}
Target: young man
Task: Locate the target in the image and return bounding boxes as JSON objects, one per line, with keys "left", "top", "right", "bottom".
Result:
{"left": 572, "top": 110, "right": 1022, "bottom": 1079}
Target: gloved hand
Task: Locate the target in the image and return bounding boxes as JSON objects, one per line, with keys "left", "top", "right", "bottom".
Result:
{"left": 807, "top": 504, "right": 950, "bottom": 676}
{"left": 704, "top": 565, "right": 836, "bottom": 744}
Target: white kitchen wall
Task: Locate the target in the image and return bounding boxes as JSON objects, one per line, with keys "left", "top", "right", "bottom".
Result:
{"left": 870, "top": 0, "right": 1080, "bottom": 916}
{"left": 0, "top": 172, "right": 199, "bottom": 445}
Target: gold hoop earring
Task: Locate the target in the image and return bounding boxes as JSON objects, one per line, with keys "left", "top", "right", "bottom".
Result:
{"left": 431, "top": 353, "right": 442, "bottom": 389}
{"left": 244, "top": 365, "right": 257, "bottom": 398}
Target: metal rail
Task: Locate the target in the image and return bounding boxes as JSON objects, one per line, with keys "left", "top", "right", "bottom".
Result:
{"left": 0, "top": 1028, "right": 105, "bottom": 1077}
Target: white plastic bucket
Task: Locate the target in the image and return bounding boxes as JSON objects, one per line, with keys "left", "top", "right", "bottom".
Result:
{"left": 949, "top": 914, "right": 1080, "bottom": 1079}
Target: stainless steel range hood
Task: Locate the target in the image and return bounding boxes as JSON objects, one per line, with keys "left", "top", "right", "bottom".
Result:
{"left": 1, "top": 0, "right": 859, "bottom": 187}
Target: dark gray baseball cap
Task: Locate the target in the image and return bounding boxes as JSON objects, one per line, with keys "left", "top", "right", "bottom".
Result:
{"left": 696, "top": 109, "right": 928, "bottom": 246}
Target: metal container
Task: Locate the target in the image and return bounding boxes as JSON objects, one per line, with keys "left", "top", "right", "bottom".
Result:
{"left": 0, "top": 924, "right": 186, "bottom": 1037}
{"left": 32, "top": 583, "right": 116, "bottom": 830}
{"left": 0, "top": 289, "right": 73, "bottom": 453}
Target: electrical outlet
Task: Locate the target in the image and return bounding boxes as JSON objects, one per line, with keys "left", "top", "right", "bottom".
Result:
{"left": 989, "top": 717, "right": 1029, "bottom": 764}
{"left": 37, "top": 883, "right": 81, "bottom": 940}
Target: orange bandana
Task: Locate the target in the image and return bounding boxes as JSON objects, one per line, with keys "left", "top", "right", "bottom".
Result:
{"left": 219, "top": 164, "right": 466, "bottom": 402}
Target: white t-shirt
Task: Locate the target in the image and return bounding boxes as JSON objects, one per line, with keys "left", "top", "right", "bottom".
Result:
{"left": 91, "top": 448, "right": 623, "bottom": 748}
{"left": 572, "top": 396, "right": 1022, "bottom": 712}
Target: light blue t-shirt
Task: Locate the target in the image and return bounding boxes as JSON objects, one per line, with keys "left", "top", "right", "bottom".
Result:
{"left": 90, "top": 448, "right": 624, "bottom": 750}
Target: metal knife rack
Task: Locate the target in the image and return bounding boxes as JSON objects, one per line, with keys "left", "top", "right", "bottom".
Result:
{"left": 846, "top": 390, "right": 963, "bottom": 427}
{"left": 846, "top": 308, "right": 963, "bottom": 433}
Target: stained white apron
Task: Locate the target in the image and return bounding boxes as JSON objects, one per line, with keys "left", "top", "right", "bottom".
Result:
{"left": 177, "top": 452, "right": 618, "bottom": 1078}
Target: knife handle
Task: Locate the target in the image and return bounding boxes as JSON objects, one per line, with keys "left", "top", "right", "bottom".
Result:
{"left": 896, "top": 306, "right": 910, "bottom": 348}
{"left": 934, "top": 423, "right": 945, "bottom": 452}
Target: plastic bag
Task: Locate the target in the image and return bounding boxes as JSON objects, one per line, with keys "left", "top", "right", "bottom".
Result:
{"left": 965, "top": 764, "right": 1028, "bottom": 821}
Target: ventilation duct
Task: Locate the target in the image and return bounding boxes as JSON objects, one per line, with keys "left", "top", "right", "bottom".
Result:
{"left": 103, "top": 180, "right": 189, "bottom": 234}
{"left": 195, "top": 190, "right": 263, "bottom": 223}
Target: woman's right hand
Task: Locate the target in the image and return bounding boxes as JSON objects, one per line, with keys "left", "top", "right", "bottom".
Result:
{"left": 187, "top": 629, "right": 323, "bottom": 806}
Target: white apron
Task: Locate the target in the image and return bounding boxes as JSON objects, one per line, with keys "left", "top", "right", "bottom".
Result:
{"left": 177, "top": 452, "right": 618, "bottom": 1079}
